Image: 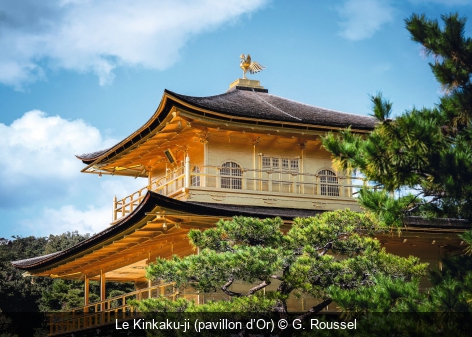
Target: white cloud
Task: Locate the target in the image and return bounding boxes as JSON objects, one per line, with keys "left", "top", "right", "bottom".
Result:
{"left": 0, "top": 0, "right": 269, "bottom": 89}
{"left": 18, "top": 179, "right": 146, "bottom": 236}
{"left": 0, "top": 110, "right": 122, "bottom": 210}
{"left": 0, "top": 110, "right": 146, "bottom": 235}
{"left": 0, "top": 110, "right": 114, "bottom": 184}
{"left": 337, "top": 0, "right": 394, "bottom": 41}
{"left": 22, "top": 204, "right": 111, "bottom": 235}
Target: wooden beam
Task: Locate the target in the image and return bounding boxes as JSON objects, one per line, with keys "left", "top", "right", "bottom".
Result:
{"left": 40, "top": 230, "right": 188, "bottom": 276}
{"left": 85, "top": 243, "right": 194, "bottom": 280}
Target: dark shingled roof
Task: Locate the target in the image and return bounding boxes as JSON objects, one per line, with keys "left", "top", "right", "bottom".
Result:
{"left": 12, "top": 251, "right": 62, "bottom": 268}
{"left": 11, "top": 191, "right": 323, "bottom": 270}
{"left": 76, "top": 88, "right": 377, "bottom": 164}
{"left": 12, "top": 191, "right": 470, "bottom": 271}
{"left": 171, "top": 88, "right": 377, "bottom": 130}
{"left": 76, "top": 148, "right": 110, "bottom": 161}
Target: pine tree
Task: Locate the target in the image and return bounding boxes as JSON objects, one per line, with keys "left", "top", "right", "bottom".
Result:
{"left": 321, "top": 12, "right": 472, "bottom": 332}
{"left": 323, "top": 13, "right": 472, "bottom": 221}
{"left": 134, "top": 211, "right": 426, "bottom": 336}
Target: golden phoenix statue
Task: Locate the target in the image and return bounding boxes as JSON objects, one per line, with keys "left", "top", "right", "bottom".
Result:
{"left": 240, "top": 54, "right": 265, "bottom": 79}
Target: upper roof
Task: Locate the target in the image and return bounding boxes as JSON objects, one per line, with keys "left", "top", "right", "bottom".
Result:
{"left": 76, "top": 88, "right": 376, "bottom": 165}
{"left": 169, "top": 88, "right": 376, "bottom": 130}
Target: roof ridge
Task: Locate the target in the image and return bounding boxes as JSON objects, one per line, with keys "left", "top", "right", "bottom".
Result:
{"left": 165, "top": 88, "right": 238, "bottom": 101}
{"left": 249, "top": 89, "right": 302, "bottom": 121}
{"left": 263, "top": 91, "right": 374, "bottom": 119}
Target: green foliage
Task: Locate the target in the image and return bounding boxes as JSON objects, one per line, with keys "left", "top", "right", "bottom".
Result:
{"left": 328, "top": 275, "right": 422, "bottom": 314}
{"left": 0, "top": 231, "right": 134, "bottom": 336}
{"left": 322, "top": 12, "right": 472, "bottom": 333}
{"left": 357, "top": 189, "right": 418, "bottom": 227}
{"left": 0, "top": 236, "right": 50, "bottom": 313}
{"left": 459, "top": 229, "right": 472, "bottom": 255}
{"left": 329, "top": 260, "right": 472, "bottom": 314}
{"left": 140, "top": 211, "right": 426, "bottom": 330}
{"left": 43, "top": 231, "right": 91, "bottom": 255}
{"left": 323, "top": 13, "right": 472, "bottom": 221}
{"left": 132, "top": 295, "right": 276, "bottom": 313}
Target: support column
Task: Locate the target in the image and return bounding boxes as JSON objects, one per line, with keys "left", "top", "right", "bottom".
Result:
{"left": 184, "top": 155, "right": 191, "bottom": 190}
{"left": 112, "top": 196, "right": 117, "bottom": 222}
{"left": 300, "top": 144, "right": 305, "bottom": 194}
{"left": 203, "top": 142, "right": 208, "bottom": 188}
{"left": 84, "top": 275, "right": 89, "bottom": 312}
{"left": 100, "top": 269, "right": 106, "bottom": 304}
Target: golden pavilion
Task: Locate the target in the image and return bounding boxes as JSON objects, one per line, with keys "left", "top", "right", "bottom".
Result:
{"left": 12, "top": 74, "right": 467, "bottom": 335}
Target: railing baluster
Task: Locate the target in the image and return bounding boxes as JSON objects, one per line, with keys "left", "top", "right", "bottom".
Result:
{"left": 111, "top": 164, "right": 366, "bottom": 222}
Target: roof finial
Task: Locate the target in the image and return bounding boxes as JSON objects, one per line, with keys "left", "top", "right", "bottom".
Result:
{"left": 240, "top": 54, "right": 265, "bottom": 79}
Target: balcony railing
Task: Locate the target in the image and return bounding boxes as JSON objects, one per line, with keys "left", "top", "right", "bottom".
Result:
{"left": 48, "top": 281, "right": 337, "bottom": 336}
{"left": 112, "top": 157, "right": 365, "bottom": 221}
{"left": 48, "top": 282, "right": 191, "bottom": 336}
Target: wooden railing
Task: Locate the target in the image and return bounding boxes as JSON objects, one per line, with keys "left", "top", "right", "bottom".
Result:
{"left": 48, "top": 282, "right": 197, "bottom": 336}
{"left": 190, "top": 165, "right": 363, "bottom": 197}
{"left": 112, "top": 161, "right": 366, "bottom": 221}
{"left": 48, "top": 281, "right": 336, "bottom": 336}
{"left": 113, "top": 165, "right": 185, "bottom": 221}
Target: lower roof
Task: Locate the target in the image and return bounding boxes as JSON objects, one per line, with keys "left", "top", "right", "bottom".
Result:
{"left": 12, "top": 191, "right": 323, "bottom": 271}
{"left": 12, "top": 191, "right": 470, "bottom": 272}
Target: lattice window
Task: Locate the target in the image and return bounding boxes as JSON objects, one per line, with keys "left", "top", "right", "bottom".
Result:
{"left": 319, "top": 169, "right": 339, "bottom": 196}
{"left": 261, "top": 156, "right": 299, "bottom": 173}
{"left": 220, "top": 162, "right": 242, "bottom": 189}
{"left": 262, "top": 156, "right": 271, "bottom": 169}
{"left": 282, "top": 159, "right": 290, "bottom": 171}
{"left": 191, "top": 166, "right": 200, "bottom": 187}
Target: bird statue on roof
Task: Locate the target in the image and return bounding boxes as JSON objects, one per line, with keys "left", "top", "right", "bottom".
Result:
{"left": 240, "top": 54, "right": 265, "bottom": 79}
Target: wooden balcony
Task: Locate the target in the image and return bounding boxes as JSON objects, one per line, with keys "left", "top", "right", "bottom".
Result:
{"left": 112, "top": 158, "right": 365, "bottom": 222}
{"left": 48, "top": 281, "right": 337, "bottom": 336}
{"left": 48, "top": 282, "right": 189, "bottom": 336}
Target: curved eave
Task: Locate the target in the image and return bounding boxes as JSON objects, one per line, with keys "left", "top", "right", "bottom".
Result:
{"left": 12, "top": 191, "right": 470, "bottom": 273}
{"left": 77, "top": 89, "right": 376, "bottom": 169}
{"left": 77, "top": 90, "right": 174, "bottom": 165}
{"left": 12, "top": 191, "right": 324, "bottom": 273}
{"left": 12, "top": 191, "right": 158, "bottom": 272}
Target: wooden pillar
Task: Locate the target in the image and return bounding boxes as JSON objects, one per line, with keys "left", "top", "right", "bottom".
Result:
{"left": 300, "top": 145, "right": 305, "bottom": 194}
{"left": 100, "top": 269, "right": 106, "bottom": 303}
{"left": 253, "top": 145, "right": 256, "bottom": 186}
{"left": 184, "top": 155, "right": 191, "bottom": 190}
{"left": 84, "top": 275, "right": 89, "bottom": 312}
{"left": 113, "top": 196, "right": 118, "bottom": 222}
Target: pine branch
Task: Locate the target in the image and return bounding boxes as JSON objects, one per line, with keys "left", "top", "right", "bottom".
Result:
{"left": 221, "top": 277, "right": 242, "bottom": 297}
{"left": 296, "top": 298, "right": 333, "bottom": 321}
{"left": 247, "top": 280, "right": 270, "bottom": 296}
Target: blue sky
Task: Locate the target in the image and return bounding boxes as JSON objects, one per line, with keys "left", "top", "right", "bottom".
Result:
{"left": 1, "top": 0, "right": 472, "bottom": 239}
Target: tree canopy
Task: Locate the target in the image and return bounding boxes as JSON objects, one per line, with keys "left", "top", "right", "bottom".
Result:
{"left": 319, "top": 12, "right": 472, "bottom": 335}
{"left": 0, "top": 231, "right": 134, "bottom": 336}
{"left": 135, "top": 211, "right": 426, "bottom": 335}
{"left": 323, "top": 13, "right": 472, "bottom": 221}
